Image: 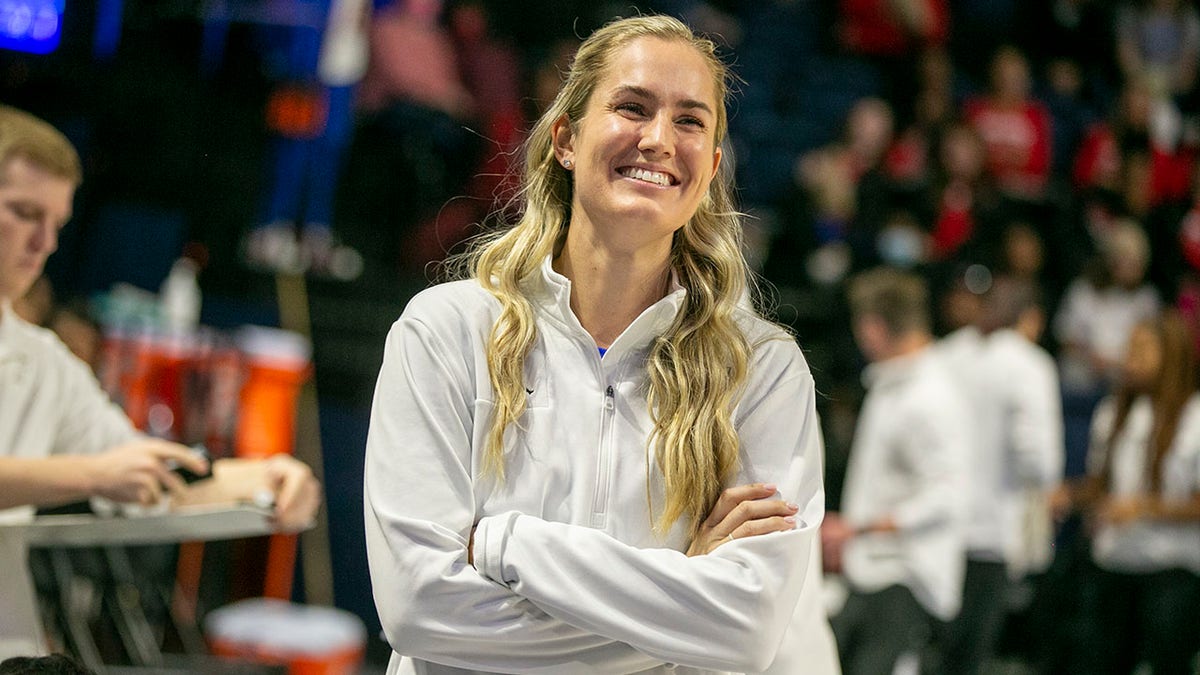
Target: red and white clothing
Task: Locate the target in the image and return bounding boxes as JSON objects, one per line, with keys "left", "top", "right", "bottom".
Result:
{"left": 964, "top": 97, "right": 1053, "bottom": 199}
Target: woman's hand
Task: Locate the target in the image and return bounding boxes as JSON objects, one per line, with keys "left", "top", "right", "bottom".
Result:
{"left": 1094, "top": 495, "right": 1148, "bottom": 528}
{"left": 687, "top": 483, "right": 799, "bottom": 556}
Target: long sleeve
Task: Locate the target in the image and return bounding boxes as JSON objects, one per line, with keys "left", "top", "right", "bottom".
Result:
{"left": 890, "top": 396, "right": 970, "bottom": 533}
{"left": 363, "top": 314, "right": 661, "bottom": 673}
{"left": 473, "top": 368, "right": 824, "bottom": 674}
{"left": 1007, "top": 350, "right": 1065, "bottom": 490}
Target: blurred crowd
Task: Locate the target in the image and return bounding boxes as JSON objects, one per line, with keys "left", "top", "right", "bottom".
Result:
{"left": 339, "top": 1, "right": 1200, "bottom": 673}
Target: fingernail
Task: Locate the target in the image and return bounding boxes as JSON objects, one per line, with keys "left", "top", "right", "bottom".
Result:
{"left": 784, "top": 516, "right": 796, "bottom": 525}
{"left": 762, "top": 483, "right": 777, "bottom": 491}
{"left": 787, "top": 502, "right": 799, "bottom": 511}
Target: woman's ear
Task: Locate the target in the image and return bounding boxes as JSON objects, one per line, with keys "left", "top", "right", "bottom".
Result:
{"left": 551, "top": 115, "right": 575, "bottom": 168}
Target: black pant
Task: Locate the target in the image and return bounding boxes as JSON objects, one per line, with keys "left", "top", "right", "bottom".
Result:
{"left": 1077, "top": 567, "right": 1200, "bottom": 675}
{"left": 831, "top": 584, "right": 932, "bottom": 675}
{"left": 924, "top": 558, "right": 1009, "bottom": 675}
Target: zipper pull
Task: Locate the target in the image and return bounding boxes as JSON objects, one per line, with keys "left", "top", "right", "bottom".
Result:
{"left": 604, "top": 385, "right": 615, "bottom": 410}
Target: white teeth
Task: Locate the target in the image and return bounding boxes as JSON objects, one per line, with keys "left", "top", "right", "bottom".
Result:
{"left": 621, "top": 167, "right": 672, "bottom": 186}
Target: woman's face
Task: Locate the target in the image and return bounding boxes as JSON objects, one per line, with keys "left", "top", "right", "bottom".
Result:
{"left": 1123, "top": 324, "right": 1163, "bottom": 390}
{"left": 555, "top": 37, "right": 722, "bottom": 254}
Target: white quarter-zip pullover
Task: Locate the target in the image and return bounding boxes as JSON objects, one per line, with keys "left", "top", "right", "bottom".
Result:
{"left": 363, "top": 259, "right": 827, "bottom": 674}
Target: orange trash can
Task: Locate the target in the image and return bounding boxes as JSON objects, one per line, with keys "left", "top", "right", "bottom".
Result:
{"left": 206, "top": 599, "right": 366, "bottom": 675}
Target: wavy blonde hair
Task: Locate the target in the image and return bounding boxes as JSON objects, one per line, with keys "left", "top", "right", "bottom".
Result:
{"left": 468, "top": 14, "right": 752, "bottom": 534}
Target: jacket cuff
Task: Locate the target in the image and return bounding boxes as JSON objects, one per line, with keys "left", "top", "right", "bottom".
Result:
{"left": 476, "top": 511, "right": 520, "bottom": 586}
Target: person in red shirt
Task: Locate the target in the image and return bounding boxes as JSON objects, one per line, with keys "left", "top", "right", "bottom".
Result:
{"left": 963, "top": 47, "right": 1053, "bottom": 201}
{"left": 837, "top": 0, "right": 950, "bottom": 110}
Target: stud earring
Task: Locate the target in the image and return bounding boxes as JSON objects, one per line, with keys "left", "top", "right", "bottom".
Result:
{"left": 563, "top": 159, "right": 573, "bottom": 169}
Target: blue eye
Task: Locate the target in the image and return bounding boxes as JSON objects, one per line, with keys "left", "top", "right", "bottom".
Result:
{"left": 616, "top": 102, "right": 646, "bottom": 115}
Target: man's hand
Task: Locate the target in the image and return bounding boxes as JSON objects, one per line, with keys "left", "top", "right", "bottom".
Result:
{"left": 820, "top": 512, "right": 855, "bottom": 574}
{"left": 83, "top": 439, "right": 210, "bottom": 505}
{"left": 686, "top": 483, "right": 799, "bottom": 556}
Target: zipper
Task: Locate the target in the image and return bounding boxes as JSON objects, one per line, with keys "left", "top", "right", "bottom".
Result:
{"left": 591, "top": 384, "right": 616, "bottom": 528}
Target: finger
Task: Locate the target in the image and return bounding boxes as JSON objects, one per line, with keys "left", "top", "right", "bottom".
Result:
{"left": 144, "top": 459, "right": 187, "bottom": 497}
{"left": 139, "top": 440, "right": 210, "bottom": 475}
{"left": 136, "top": 482, "right": 159, "bottom": 506}
{"left": 704, "top": 483, "right": 778, "bottom": 528}
{"left": 729, "top": 515, "right": 797, "bottom": 541}
{"left": 271, "top": 465, "right": 317, "bottom": 531}
{"left": 716, "top": 499, "right": 799, "bottom": 536}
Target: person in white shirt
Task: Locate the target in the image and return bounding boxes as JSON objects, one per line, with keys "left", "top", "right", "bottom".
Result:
{"left": 0, "top": 105, "right": 322, "bottom": 659}
{"left": 928, "top": 276, "right": 1064, "bottom": 675}
{"left": 1054, "top": 219, "right": 1160, "bottom": 396}
{"left": 822, "top": 267, "right": 970, "bottom": 675}
{"left": 1063, "top": 310, "right": 1200, "bottom": 675}
{"left": 363, "top": 14, "right": 832, "bottom": 675}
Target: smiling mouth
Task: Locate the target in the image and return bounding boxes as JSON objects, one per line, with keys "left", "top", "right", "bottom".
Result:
{"left": 618, "top": 166, "right": 677, "bottom": 187}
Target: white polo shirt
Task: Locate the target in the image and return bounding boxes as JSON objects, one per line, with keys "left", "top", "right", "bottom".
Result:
{"left": 941, "top": 328, "right": 1064, "bottom": 572}
{"left": 840, "top": 346, "right": 971, "bottom": 621}
{"left": 0, "top": 301, "right": 138, "bottom": 657}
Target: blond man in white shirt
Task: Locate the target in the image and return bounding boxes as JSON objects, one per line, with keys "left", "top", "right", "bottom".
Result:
{"left": 823, "top": 267, "right": 970, "bottom": 675}
{"left": 0, "top": 105, "right": 322, "bottom": 658}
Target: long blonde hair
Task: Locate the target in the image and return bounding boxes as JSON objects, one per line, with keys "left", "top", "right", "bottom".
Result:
{"left": 468, "top": 14, "right": 752, "bottom": 534}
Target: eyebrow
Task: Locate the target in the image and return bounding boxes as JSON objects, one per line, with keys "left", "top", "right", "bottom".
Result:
{"left": 612, "top": 85, "right": 714, "bottom": 116}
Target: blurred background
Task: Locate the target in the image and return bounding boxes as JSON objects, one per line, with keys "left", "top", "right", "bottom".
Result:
{"left": 4, "top": 0, "right": 1200, "bottom": 672}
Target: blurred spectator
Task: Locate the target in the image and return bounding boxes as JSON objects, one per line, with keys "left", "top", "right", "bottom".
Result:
{"left": 784, "top": 97, "right": 898, "bottom": 282}
{"left": 358, "top": 0, "right": 474, "bottom": 121}
{"left": 923, "top": 123, "right": 1002, "bottom": 261}
{"left": 999, "top": 221, "right": 1046, "bottom": 283}
{"left": 1054, "top": 220, "right": 1161, "bottom": 395}
{"left": 963, "top": 46, "right": 1054, "bottom": 202}
{"left": 1064, "top": 310, "right": 1200, "bottom": 674}
{"left": 242, "top": 0, "right": 369, "bottom": 280}
{"left": 351, "top": 0, "right": 483, "bottom": 270}
{"left": 1041, "top": 59, "right": 1097, "bottom": 180}
{"left": 400, "top": 0, "right": 525, "bottom": 268}
{"left": 1115, "top": 0, "right": 1200, "bottom": 104}
{"left": 886, "top": 48, "right": 959, "bottom": 192}
{"left": 834, "top": 0, "right": 949, "bottom": 108}
{"left": 935, "top": 267, "right": 985, "bottom": 338}
{"left": 824, "top": 267, "right": 969, "bottom": 675}
{"left": 928, "top": 276, "right": 1064, "bottom": 675}
{"left": 1074, "top": 79, "right": 1197, "bottom": 211}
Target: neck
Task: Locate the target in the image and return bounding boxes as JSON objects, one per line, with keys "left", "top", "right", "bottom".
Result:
{"left": 879, "top": 331, "right": 931, "bottom": 362}
{"left": 553, "top": 232, "right": 673, "bottom": 349}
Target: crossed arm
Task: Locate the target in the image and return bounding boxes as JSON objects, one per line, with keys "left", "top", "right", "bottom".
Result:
{"left": 363, "top": 316, "right": 824, "bottom": 673}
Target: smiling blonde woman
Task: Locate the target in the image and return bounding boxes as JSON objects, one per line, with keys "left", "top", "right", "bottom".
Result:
{"left": 363, "top": 14, "right": 831, "bottom": 675}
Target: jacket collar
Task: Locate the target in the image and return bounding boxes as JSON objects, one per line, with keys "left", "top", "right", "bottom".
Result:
{"left": 529, "top": 255, "right": 686, "bottom": 357}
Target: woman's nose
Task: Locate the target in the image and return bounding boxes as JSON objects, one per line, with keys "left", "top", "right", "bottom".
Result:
{"left": 638, "top": 113, "right": 674, "bottom": 157}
